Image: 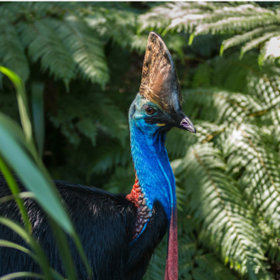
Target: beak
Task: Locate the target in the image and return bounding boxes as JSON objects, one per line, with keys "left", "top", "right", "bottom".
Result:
{"left": 168, "top": 110, "right": 196, "bottom": 133}
{"left": 180, "top": 116, "right": 196, "bottom": 133}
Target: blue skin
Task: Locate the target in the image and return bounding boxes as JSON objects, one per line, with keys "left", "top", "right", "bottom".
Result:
{"left": 129, "top": 94, "right": 176, "bottom": 238}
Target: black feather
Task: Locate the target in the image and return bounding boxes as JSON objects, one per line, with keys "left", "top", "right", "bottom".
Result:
{"left": 0, "top": 174, "right": 167, "bottom": 280}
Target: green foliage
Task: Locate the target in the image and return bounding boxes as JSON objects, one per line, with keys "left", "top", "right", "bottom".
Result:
{"left": 0, "top": 2, "right": 138, "bottom": 87}
{"left": 139, "top": 2, "right": 280, "bottom": 63}
{"left": 0, "top": 67, "right": 92, "bottom": 279}
{"left": 1, "top": 2, "right": 280, "bottom": 280}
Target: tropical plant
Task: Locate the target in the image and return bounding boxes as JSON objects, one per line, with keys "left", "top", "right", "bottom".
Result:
{"left": 0, "top": 67, "right": 92, "bottom": 279}
{"left": 138, "top": 2, "right": 280, "bottom": 64}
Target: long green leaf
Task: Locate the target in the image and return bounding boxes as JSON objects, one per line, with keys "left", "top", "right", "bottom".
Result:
{"left": 0, "top": 240, "right": 66, "bottom": 280}
{"left": 0, "top": 217, "right": 52, "bottom": 279}
{"left": 0, "top": 157, "right": 32, "bottom": 233}
{"left": 0, "top": 239, "right": 37, "bottom": 261}
{"left": 0, "top": 192, "right": 35, "bottom": 204}
{"left": 0, "top": 67, "right": 92, "bottom": 277}
{"left": 0, "top": 272, "right": 44, "bottom": 280}
{"left": 31, "top": 82, "right": 45, "bottom": 158}
{"left": 49, "top": 220, "right": 77, "bottom": 280}
{"left": 0, "top": 67, "right": 35, "bottom": 151}
{"left": 0, "top": 114, "right": 73, "bottom": 233}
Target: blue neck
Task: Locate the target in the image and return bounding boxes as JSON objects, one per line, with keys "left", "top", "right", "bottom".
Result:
{"left": 129, "top": 107, "right": 176, "bottom": 221}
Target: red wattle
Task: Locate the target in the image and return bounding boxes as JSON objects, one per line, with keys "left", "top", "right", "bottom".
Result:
{"left": 126, "top": 177, "right": 140, "bottom": 207}
{"left": 164, "top": 207, "right": 178, "bottom": 280}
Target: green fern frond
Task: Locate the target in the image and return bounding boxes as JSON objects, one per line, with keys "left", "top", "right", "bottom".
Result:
{"left": 131, "top": 34, "right": 148, "bottom": 54}
{"left": 54, "top": 15, "right": 109, "bottom": 87}
{"left": 85, "top": 8, "right": 137, "bottom": 49}
{"left": 195, "top": 253, "right": 238, "bottom": 280}
{"left": 174, "top": 143, "right": 265, "bottom": 277}
{"left": 166, "top": 128, "right": 197, "bottom": 159}
{"left": 195, "top": 15, "right": 279, "bottom": 36}
{"left": 0, "top": 21, "right": 29, "bottom": 82}
{"left": 259, "top": 35, "right": 280, "bottom": 64}
{"left": 192, "top": 122, "right": 226, "bottom": 144}
{"left": 241, "top": 32, "right": 280, "bottom": 58}
{"left": 139, "top": 2, "right": 280, "bottom": 61}
{"left": 223, "top": 124, "right": 280, "bottom": 232}
{"left": 88, "top": 141, "right": 131, "bottom": 176}
{"left": 18, "top": 20, "right": 75, "bottom": 87}
{"left": 76, "top": 119, "right": 97, "bottom": 146}
{"left": 183, "top": 88, "right": 264, "bottom": 124}
{"left": 104, "top": 164, "right": 134, "bottom": 194}
{"left": 221, "top": 25, "right": 279, "bottom": 54}
{"left": 49, "top": 92, "right": 128, "bottom": 146}
{"left": 138, "top": 3, "right": 174, "bottom": 33}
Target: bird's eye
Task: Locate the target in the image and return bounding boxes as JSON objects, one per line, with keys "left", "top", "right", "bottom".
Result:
{"left": 145, "top": 107, "right": 155, "bottom": 115}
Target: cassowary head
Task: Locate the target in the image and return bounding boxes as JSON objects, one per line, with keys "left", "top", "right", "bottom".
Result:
{"left": 131, "top": 32, "right": 196, "bottom": 135}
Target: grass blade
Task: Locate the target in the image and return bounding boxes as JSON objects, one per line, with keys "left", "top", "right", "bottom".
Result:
{"left": 0, "top": 239, "right": 37, "bottom": 261}
{"left": 0, "top": 115, "right": 73, "bottom": 233}
{"left": 0, "top": 157, "right": 32, "bottom": 233}
{"left": 0, "top": 240, "right": 66, "bottom": 280}
{"left": 0, "top": 67, "right": 34, "bottom": 150}
{"left": 31, "top": 82, "right": 45, "bottom": 158}
{"left": 0, "top": 217, "right": 52, "bottom": 279}
{"left": 49, "top": 220, "right": 77, "bottom": 280}
{"left": 0, "top": 272, "right": 44, "bottom": 280}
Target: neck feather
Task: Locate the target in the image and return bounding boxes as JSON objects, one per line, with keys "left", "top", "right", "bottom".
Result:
{"left": 128, "top": 118, "right": 176, "bottom": 222}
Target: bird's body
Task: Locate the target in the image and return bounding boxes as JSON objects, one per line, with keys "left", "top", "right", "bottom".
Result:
{"left": 0, "top": 175, "right": 167, "bottom": 280}
{"left": 0, "top": 32, "right": 195, "bottom": 280}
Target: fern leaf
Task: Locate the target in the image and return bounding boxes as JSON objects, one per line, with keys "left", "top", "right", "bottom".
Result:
{"left": 53, "top": 15, "right": 109, "bottom": 87}
{"left": 18, "top": 20, "right": 75, "bottom": 87}
{"left": 131, "top": 35, "right": 148, "bottom": 54}
{"left": 0, "top": 21, "right": 29, "bottom": 82}
{"left": 88, "top": 141, "right": 131, "bottom": 176}
{"left": 104, "top": 164, "right": 134, "bottom": 193}
{"left": 241, "top": 32, "right": 280, "bottom": 57}
{"left": 85, "top": 8, "right": 137, "bottom": 49}
{"left": 195, "top": 15, "right": 279, "bottom": 36}
{"left": 183, "top": 88, "right": 264, "bottom": 125}
{"left": 221, "top": 25, "right": 279, "bottom": 54}
{"left": 223, "top": 124, "right": 280, "bottom": 232}
{"left": 49, "top": 92, "right": 128, "bottom": 146}
{"left": 174, "top": 143, "right": 266, "bottom": 277}
{"left": 259, "top": 35, "right": 280, "bottom": 64}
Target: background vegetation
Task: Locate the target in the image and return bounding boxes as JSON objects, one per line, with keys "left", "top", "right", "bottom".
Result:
{"left": 1, "top": 2, "right": 280, "bottom": 279}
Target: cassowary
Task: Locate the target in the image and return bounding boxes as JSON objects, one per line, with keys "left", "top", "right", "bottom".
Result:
{"left": 0, "top": 32, "right": 195, "bottom": 280}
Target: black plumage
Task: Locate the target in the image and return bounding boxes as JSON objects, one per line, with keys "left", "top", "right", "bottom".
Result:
{"left": 0, "top": 174, "right": 167, "bottom": 280}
